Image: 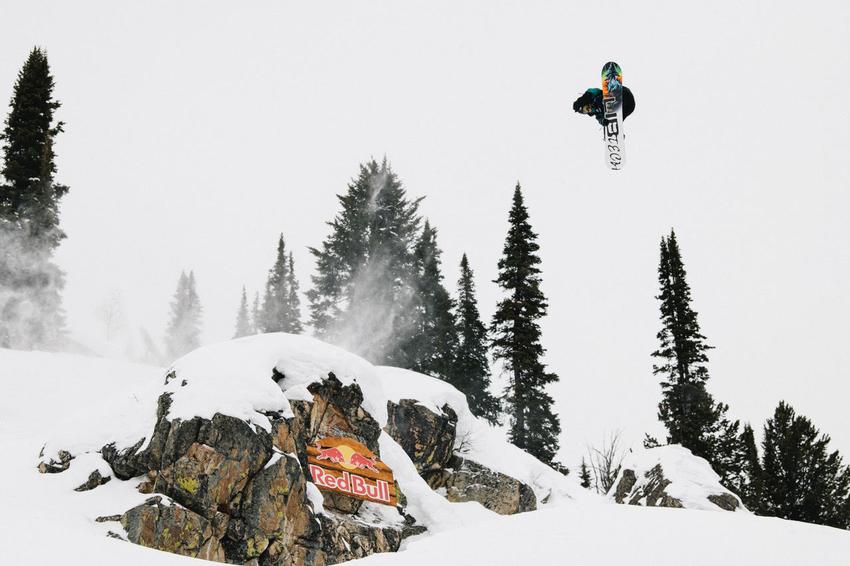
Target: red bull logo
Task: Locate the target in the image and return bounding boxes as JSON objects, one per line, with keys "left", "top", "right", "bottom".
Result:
{"left": 306, "top": 437, "right": 396, "bottom": 506}
{"left": 315, "top": 446, "right": 345, "bottom": 464}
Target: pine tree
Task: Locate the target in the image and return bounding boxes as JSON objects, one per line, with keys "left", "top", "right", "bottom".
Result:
{"left": 261, "top": 235, "right": 290, "bottom": 332}
{"left": 286, "top": 252, "right": 303, "bottom": 334}
{"left": 0, "top": 48, "right": 68, "bottom": 349}
{"left": 733, "top": 424, "right": 764, "bottom": 512}
{"left": 452, "top": 253, "right": 500, "bottom": 424}
{"left": 234, "top": 286, "right": 252, "bottom": 338}
{"left": 408, "top": 221, "right": 457, "bottom": 379}
{"left": 759, "top": 401, "right": 850, "bottom": 528}
{"left": 251, "top": 291, "right": 261, "bottom": 334}
{"left": 165, "top": 270, "right": 203, "bottom": 360}
{"left": 651, "top": 230, "right": 740, "bottom": 482}
{"left": 1, "top": 47, "right": 68, "bottom": 242}
{"left": 307, "top": 158, "right": 422, "bottom": 365}
{"left": 491, "top": 183, "right": 561, "bottom": 465}
{"left": 580, "top": 458, "right": 592, "bottom": 489}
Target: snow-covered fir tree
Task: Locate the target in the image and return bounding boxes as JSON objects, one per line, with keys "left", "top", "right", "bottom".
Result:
{"left": 491, "top": 183, "right": 561, "bottom": 466}
{"left": 307, "top": 158, "right": 421, "bottom": 366}
{"left": 233, "top": 285, "right": 252, "bottom": 338}
{"left": 651, "top": 230, "right": 740, "bottom": 485}
{"left": 0, "top": 47, "right": 68, "bottom": 350}
{"left": 260, "top": 235, "right": 302, "bottom": 334}
{"left": 408, "top": 221, "right": 457, "bottom": 380}
{"left": 451, "top": 253, "right": 500, "bottom": 424}
{"left": 165, "top": 270, "right": 203, "bottom": 360}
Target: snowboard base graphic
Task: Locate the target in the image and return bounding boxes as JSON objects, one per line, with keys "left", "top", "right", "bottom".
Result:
{"left": 601, "top": 62, "right": 625, "bottom": 170}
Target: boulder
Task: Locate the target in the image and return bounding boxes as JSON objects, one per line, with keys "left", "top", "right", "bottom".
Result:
{"left": 74, "top": 469, "right": 111, "bottom": 492}
{"left": 609, "top": 445, "right": 744, "bottom": 512}
{"left": 613, "top": 464, "right": 684, "bottom": 508}
{"left": 224, "top": 453, "right": 321, "bottom": 563}
{"left": 153, "top": 413, "right": 273, "bottom": 518}
{"left": 318, "top": 512, "right": 403, "bottom": 563}
{"left": 385, "top": 399, "right": 457, "bottom": 480}
{"left": 429, "top": 456, "right": 537, "bottom": 515}
{"left": 385, "top": 400, "right": 536, "bottom": 515}
{"left": 121, "top": 497, "right": 227, "bottom": 562}
{"left": 37, "top": 449, "right": 73, "bottom": 474}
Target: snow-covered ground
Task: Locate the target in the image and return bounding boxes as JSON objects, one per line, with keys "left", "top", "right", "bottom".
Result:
{"left": 352, "top": 502, "right": 850, "bottom": 566}
{"left": 2, "top": 340, "right": 850, "bottom": 565}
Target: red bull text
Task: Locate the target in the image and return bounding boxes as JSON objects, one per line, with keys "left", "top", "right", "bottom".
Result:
{"left": 308, "top": 465, "right": 392, "bottom": 503}
{"left": 306, "top": 437, "right": 397, "bottom": 506}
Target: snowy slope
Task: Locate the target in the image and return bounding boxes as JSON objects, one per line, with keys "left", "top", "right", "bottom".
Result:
{"left": 351, "top": 503, "right": 850, "bottom": 566}
{"left": 2, "top": 341, "right": 850, "bottom": 565}
{"left": 0, "top": 350, "right": 190, "bottom": 565}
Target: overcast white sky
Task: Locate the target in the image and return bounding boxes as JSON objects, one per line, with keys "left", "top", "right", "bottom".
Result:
{"left": 2, "top": 1, "right": 849, "bottom": 466}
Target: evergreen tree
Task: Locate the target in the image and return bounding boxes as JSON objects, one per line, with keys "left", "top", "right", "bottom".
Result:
{"left": 1, "top": 47, "right": 68, "bottom": 242}
{"left": 651, "top": 230, "right": 740, "bottom": 483}
{"left": 0, "top": 48, "right": 68, "bottom": 349}
{"left": 408, "top": 221, "right": 457, "bottom": 379}
{"left": 251, "top": 291, "right": 261, "bottom": 334}
{"left": 307, "top": 158, "right": 422, "bottom": 365}
{"left": 234, "top": 286, "right": 252, "bottom": 338}
{"left": 260, "top": 235, "right": 302, "bottom": 333}
{"left": 491, "top": 183, "right": 561, "bottom": 465}
{"left": 165, "top": 270, "right": 203, "bottom": 360}
{"left": 759, "top": 401, "right": 850, "bottom": 528}
{"left": 733, "top": 424, "right": 764, "bottom": 512}
{"left": 286, "top": 252, "right": 303, "bottom": 334}
{"left": 452, "top": 253, "right": 500, "bottom": 424}
{"left": 580, "top": 458, "right": 592, "bottom": 489}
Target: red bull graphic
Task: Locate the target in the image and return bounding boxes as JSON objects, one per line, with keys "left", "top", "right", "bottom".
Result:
{"left": 306, "top": 437, "right": 397, "bottom": 506}
{"left": 315, "top": 446, "right": 345, "bottom": 464}
{"left": 349, "top": 452, "right": 379, "bottom": 472}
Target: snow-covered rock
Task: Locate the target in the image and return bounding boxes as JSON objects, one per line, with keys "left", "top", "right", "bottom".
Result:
{"left": 34, "top": 333, "right": 579, "bottom": 564}
{"left": 609, "top": 445, "right": 744, "bottom": 512}
{"left": 384, "top": 399, "right": 537, "bottom": 514}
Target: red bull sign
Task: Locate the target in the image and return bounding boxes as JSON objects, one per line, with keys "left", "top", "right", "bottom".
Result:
{"left": 307, "top": 437, "right": 397, "bottom": 506}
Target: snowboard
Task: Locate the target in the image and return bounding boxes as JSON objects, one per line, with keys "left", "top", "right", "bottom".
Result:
{"left": 601, "top": 61, "right": 625, "bottom": 170}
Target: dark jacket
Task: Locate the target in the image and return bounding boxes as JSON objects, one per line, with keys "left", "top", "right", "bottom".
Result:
{"left": 573, "top": 87, "right": 635, "bottom": 126}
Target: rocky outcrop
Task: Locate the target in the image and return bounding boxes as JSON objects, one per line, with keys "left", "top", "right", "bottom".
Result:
{"left": 74, "top": 470, "right": 111, "bottom": 492}
{"left": 428, "top": 456, "right": 537, "bottom": 515}
{"left": 707, "top": 493, "right": 741, "bottom": 512}
{"left": 385, "top": 399, "right": 536, "bottom": 515}
{"left": 386, "top": 400, "right": 457, "bottom": 482}
{"left": 42, "top": 354, "right": 548, "bottom": 565}
{"left": 121, "top": 496, "right": 227, "bottom": 562}
{"left": 37, "top": 449, "right": 73, "bottom": 474}
{"left": 612, "top": 463, "right": 684, "bottom": 508}
{"left": 318, "top": 513, "right": 404, "bottom": 563}
{"left": 610, "top": 445, "right": 744, "bottom": 512}
{"left": 97, "top": 373, "right": 414, "bottom": 565}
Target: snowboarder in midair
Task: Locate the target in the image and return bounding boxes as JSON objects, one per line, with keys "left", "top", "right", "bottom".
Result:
{"left": 573, "top": 87, "right": 635, "bottom": 126}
